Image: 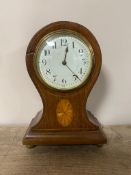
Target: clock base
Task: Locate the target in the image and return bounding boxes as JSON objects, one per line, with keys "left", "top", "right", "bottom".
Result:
{"left": 23, "top": 111, "right": 107, "bottom": 146}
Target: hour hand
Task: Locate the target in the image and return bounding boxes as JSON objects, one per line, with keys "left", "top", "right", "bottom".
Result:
{"left": 65, "top": 46, "right": 68, "bottom": 53}
{"left": 62, "top": 47, "right": 68, "bottom": 65}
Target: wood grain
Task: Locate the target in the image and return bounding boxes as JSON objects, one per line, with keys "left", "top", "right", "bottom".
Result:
{"left": 1, "top": 125, "right": 131, "bottom": 175}
{"left": 22, "top": 21, "right": 107, "bottom": 146}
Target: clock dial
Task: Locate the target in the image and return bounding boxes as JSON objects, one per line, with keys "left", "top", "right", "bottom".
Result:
{"left": 35, "top": 30, "right": 94, "bottom": 90}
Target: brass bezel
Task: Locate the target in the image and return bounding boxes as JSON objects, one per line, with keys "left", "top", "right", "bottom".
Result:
{"left": 33, "top": 29, "right": 95, "bottom": 91}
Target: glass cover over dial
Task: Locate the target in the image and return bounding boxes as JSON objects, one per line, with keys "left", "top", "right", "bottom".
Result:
{"left": 35, "top": 30, "right": 94, "bottom": 90}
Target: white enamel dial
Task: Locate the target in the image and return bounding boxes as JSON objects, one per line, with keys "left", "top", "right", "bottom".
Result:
{"left": 35, "top": 30, "right": 94, "bottom": 90}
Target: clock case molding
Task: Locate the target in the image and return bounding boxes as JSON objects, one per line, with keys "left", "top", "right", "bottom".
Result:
{"left": 23, "top": 21, "right": 107, "bottom": 146}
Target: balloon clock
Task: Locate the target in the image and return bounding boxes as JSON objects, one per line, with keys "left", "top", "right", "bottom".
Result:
{"left": 23, "top": 21, "right": 107, "bottom": 147}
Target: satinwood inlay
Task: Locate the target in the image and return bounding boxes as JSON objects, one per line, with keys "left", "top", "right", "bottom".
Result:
{"left": 56, "top": 99, "right": 73, "bottom": 127}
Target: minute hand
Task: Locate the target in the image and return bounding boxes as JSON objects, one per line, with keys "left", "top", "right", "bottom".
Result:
{"left": 65, "top": 64, "right": 81, "bottom": 81}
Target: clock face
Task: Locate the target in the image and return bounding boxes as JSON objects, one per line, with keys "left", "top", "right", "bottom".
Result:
{"left": 34, "top": 30, "right": 94, "bottom": 90}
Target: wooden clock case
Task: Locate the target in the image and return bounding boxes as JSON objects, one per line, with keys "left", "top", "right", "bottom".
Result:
{"left": 22, "top": 21, "right": 107, "bottom": 147}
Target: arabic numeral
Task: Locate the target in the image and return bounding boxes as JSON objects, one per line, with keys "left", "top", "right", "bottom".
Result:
{"left": 82, "top": 58, "right": 87, "bottom": 65}
{"left": 61, "top": 39, "right": 67, "bottom": 46}
{"left": 44, "top": 50, "right": 50, "bottom": 56}
{"left": 72, "top": 41, "right": 75, "bottom": 48}
{"left": 78, "top": 49, "right": 84, "bottom": 55}
{"left": 62, "top": 79, "right": 67, "bottom": 83}
{"left": 52, "top": 42, "right": 57, "bottom": 49}
{"left": 46, "top": 68, "right": 51, "bottom": 74}
{"left": 53, "top": 75, "right": 57, "bottom": 81}
{"left": 42, "top": 59, "right": 47, "bottom": 65}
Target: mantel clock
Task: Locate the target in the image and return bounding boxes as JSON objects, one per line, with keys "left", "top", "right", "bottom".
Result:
{"left": 23, "top": 21, "right": 107, "bottom": 147}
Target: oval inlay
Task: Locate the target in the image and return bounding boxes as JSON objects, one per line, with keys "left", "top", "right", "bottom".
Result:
{"left": 56, "top": 99, "right": 73, "bottom": 127}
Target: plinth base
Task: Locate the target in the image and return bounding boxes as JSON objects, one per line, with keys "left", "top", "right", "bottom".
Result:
{"left": 23, "top": 111, "right": 107, "bottom": 146}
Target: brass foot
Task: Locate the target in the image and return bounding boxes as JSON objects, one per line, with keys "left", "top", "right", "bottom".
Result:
{"left": 96, "top": 144, "right": 103, "bottom": 147}
{"left": 26, "top": 145, "right": 36, "bottom": 149}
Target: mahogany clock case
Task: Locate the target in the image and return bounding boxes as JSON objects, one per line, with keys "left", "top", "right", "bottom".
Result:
{"left": 22, "top": 21, "right": 107, "bottom": 146}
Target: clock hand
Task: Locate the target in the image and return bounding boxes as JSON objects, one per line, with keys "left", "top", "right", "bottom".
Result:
{"left": 62, "top": 47, "right": 81, "bottom": 81}
{"left": 62, "top": 47, "right": 68, "bottom": 65}
{"left": 65, "top": 64, "right": 81, "bottom": 81}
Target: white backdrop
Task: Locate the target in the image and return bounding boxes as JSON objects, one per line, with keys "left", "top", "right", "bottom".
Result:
{"left": 0, "top": 0, "right": 131, "bottom": 125}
